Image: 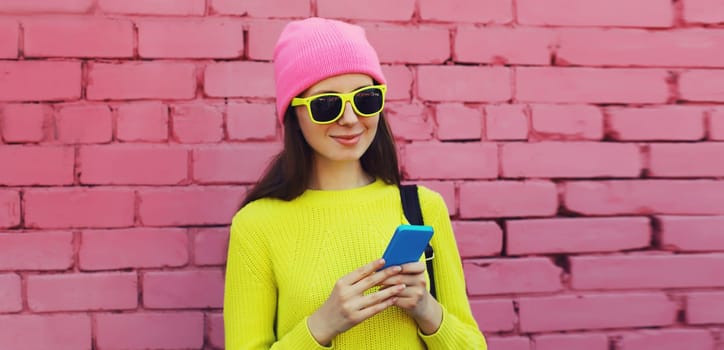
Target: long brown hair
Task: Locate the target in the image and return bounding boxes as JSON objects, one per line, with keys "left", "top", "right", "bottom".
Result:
{"left": 241, "top": 107, "right": 401, "bottom": 207}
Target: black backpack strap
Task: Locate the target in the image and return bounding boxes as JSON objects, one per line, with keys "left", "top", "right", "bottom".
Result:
{"left": 399, "top": 184, "right": 437, "bottom": 299}
{"left": 400, "top": 184, "right": 423, "bottom": 225}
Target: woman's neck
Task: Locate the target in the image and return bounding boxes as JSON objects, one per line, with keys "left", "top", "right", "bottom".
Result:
{"left": 308, "top": 157, "right": 373, "bottom": 190}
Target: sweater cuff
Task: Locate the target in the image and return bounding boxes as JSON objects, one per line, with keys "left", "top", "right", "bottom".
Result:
{"left": 417, "top": 304, "right": 458, "bottom": 347}
{"left": 281, "top": 316, "right": 334, "bottom": 350}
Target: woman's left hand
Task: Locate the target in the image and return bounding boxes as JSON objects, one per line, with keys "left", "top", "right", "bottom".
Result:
{"left": 379, "top": 261, "right": 443, "bottom": 334}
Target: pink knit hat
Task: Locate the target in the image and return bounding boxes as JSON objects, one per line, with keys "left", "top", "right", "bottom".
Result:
{"left": 273, "top": 17, "right": 387, "bottom": 125}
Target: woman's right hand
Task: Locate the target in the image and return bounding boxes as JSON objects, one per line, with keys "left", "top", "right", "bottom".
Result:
{"left": 307, "top": 258, "right": 406, "bottom": 346}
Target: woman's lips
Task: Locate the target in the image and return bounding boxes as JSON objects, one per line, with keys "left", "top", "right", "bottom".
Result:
{"left": 330, "top": 133, "right": 362, "bottom": 145}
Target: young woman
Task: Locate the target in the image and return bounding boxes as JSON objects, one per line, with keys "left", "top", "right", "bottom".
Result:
{"left": 224, "top": 17, "right": 487, "bottom": 349}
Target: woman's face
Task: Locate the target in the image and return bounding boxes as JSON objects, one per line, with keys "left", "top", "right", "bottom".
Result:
{"left": 294, "top": 73, "right": 380, "bottom": 163}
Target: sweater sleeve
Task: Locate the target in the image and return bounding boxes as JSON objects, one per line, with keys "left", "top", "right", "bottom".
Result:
{"left": 224, "top": 209, "right": 333, "bottom": 350}
{"left": 416, "top": 188, "right": 488, "bottom": 350}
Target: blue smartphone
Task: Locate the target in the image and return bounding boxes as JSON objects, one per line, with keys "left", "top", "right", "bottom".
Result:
{"left": 380, "top": 224, "right": 434, "bottom": 270}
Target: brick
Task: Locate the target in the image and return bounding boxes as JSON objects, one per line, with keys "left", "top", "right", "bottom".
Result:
{"left": 192, "top": 144, "right": 281, "bottom": 184}
{"left": 381, "top": 65, "right": 413, "bottom": 101}
{"left": 0, "top": 0, "right": 93, "bottom": 13}
{"left": 606, "top": 106, "right": 706, "bottom": 141}
{"left": 687, "top": 291, "right": 724, "bottom": 324}
{"left": 507, "top": 217, "right": 651, "bottom": 255}
{"left": 683, "top": 0, "right": 724, "bottom": 24}
{"left": 386, "top": 102, "right": 434, "bottom": 141}
{"left": 649, "top": 143, "right": 724, "bottom": 177}
{"left": 517, "top": 0, "right": 673, "bottom": 27}
{"left": 366, "top": 25, "right": 449, "bottom": 64}
{"left": 470, "top": 299, "right": 516, "bottom": 332}
{"left": 1, "top": 104, "right": 51, "bottom": 143}
{"left": 0, "top": 232, "right": 73, "bottom": 270}
{"left": 680, "top": 70, "right": 724, "bottom": 102}
{"left": 501, "top": 142, "right": 641, "bottom": 178}
{"left": 572, "top": 254, "right": 724, "bottom": 290}
{"left": 418, "top": 66, "right": 511, "bottom": 102}
{"left": 460, "top": 181, "right": 558, "bottom": 219}
{"left": 535, "top": 333, "right": 608, "bottom": 350}
{"left": 519, "top": 293, "right": 677, "bottom": 332}
{"left": 207, "top": 312, "right": 224, "bottom": 348}
{"left": 227, "top": 102, "right": 277, "bottom": 141}
{"left": 0, "top": 274, "right": 22, "bottom": 312}
{"left": 415, "top": 181, "right": 456, "bottom": 215}
{"left": 194, "top": 228, "right": 228, "bottom": 266}
{"left": 403, "top": 142, "right": 497, "bottom": 180}
{"left": 318, "top": 0, "right": 414, "bottom": 21}
{"left": 23, "top": 18, "right": 133, "bottom": 58}
{"left": 451, "top": 221, "right": 503, "bottom": 257}
{"left": 456, "top": 26, "right": 553, "bottom": 65}
{"left": 420, "top": 0, "right": 513, "bottom": 23}
{"left": 557, "top": 28, "right": 724, "bottom": 68}
{"left": 658, "top": 215, "right": 724, "bottom": 252}
{"left": 116, "top": 102, "right": 169, "bottom": 142}
{"left": 0, "top": 146, "right": 74, "bottom": 186}
{"left": 204, "top": 62, "right": 275, "bottom": 98}
{"left": 143, "top": 270, "right": 224, "bottom": 308}
{"left": 138, "top": 186, "right": 246, "bottom": 226}
{"left": 530, "top": 104, "right": 604, "bottom": 140}
{"left": 485, "top": 337, "right": 531, "bottom": 350}
{"left": 138, "top": 19, "right": 244, "bottom": 59}
{"left": 78, "top": 144, "right": 189, "bottom": 185}
{"left": 210, "top": 0, "right": 309, "bottom": 17}
{"left": 56, "top": 104, "right": 113, "bottom": 144}
{"left": 618, "top": 329, "right": 714, "bottom": 350}
{"left": 0, "top": 190, "right": 20, "bottom": 228}
{"left": 435, "top": 103, "right": 483, "bottom": 141}
{"left": 96, "top": 312, "right": 203, "bottom": 350}
{"left": 0, "top": 61, "right": 81, "bottom": 102}
{"left": 0, "top": 20, "right": 19, "bottom": 58}
{"left": 0, "top": 315, "right": 91, "bottom": 350}
{"left": 27, "top": 272, "right": 137, "bottom": 312}
{"left": 247, "top": 20, "right": 286, "bottom": 60}
{"left": 710, "top": 108, "right": 724, "bottom": 140}
{"left": 464, "top": 257, "right": 563, "bottom": 295}
{"left": 98, "top": 0, "right": 206, "bottom": 15}
{"left": 170, "top": 103, "right": 223, "bottom": 143}
{"left": 517, "top": 67, "right": 669, "bottom": 104}
{"left": 25, "top": 188, "right": 135, "bottom": 229}
{"left": 80, "top": 228, "right": 189, "bottom": 270}
{"left": 485, "top": 104, "right": 529, "bottom": 140}
{"left": 87, "top": 62, "right": 196, "bottom": 100}
{"left": 564, "top": 180, "right": 724, "bottom": 215}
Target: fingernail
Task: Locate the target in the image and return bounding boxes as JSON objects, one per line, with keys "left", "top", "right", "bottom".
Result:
{"left": 393, "top": 266, "right": 402, "bottom": 272}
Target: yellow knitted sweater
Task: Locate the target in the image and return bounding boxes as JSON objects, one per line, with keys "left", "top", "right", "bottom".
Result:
{"left": 224, "top": 179, "right": 487, "bottom": 349}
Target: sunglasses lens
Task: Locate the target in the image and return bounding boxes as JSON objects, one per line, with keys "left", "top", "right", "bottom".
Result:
{"left": 353, "top": 88, "right": 384, "bottom": 115}
{"left": 310, "top": 95, "right": 343, "bottom": 123}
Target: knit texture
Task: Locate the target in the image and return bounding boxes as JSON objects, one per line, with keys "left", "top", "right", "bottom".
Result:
{"left": 224, "top": 179, "right": 487, "bottom": 349}
{"left": 273, "top": 17, "right": 387, "bottom": 125}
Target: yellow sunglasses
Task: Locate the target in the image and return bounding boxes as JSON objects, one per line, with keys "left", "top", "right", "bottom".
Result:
{"left": 291, "top": 85, "right": 387, "bottom": 125}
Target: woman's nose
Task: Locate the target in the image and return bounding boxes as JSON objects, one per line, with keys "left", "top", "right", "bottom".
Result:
{"left": 337, "top": 101, "right": 359, "bottom": 125}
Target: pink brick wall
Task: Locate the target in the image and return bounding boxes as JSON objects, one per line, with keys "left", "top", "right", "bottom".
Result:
{"left": 1, "top": 1, "right": 723, "bottom": 349}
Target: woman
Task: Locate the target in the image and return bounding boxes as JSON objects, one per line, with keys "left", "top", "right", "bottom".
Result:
{"left": 224, "top": 17, "right": 487, "bottom": 349}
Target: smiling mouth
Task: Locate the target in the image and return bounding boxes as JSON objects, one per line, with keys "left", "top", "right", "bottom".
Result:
{"left": 331, "top": 133, "right": 362, "bottom": 139}
{"left": 330, "top": 133, "right": 363, "bottom": 145}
